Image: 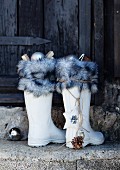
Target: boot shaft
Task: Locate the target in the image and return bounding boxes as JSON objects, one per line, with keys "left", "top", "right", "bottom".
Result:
{"left": 24, "top": 92, "right": 53, "bottom": 124}
{"left": 80, "top": 89, "right": 91, "bottom": 130}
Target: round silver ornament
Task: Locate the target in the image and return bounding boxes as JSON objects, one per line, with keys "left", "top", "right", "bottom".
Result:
{"left": 31, "top": 52, "right": 45, "bottom": 61}
{"left": 9, "top": 127, "right": 22, "bottom": 141}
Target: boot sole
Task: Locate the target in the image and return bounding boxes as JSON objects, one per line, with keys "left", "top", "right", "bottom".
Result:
{"left": 28, "top": 139, "right": 65, "bottom": 147}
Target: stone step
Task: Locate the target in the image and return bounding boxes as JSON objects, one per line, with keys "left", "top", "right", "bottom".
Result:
{"left": 0, "top": 140, "right": 119, "bottom": 170}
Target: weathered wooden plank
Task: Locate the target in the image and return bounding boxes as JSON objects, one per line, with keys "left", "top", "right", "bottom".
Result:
{"left": 0, "top": 0, "right": 18, "bottom": 76}
{"left": 114, "top": 0, "right": 120, "bottom": 77}
{"left": 0, "top": 36, "right": 50, "bottom": 45}
{"left": 18, "top": 0, "right": 44, "bottom": 56}
{"left": 93, "top": 0, "right": 104, "bottom": 105}
{"left": 104, "top": 0, "right": 114, "bottom": 79}
{"left": 44, "top": 0, "right": 78, "bottom": 57}
{"left": 0, "top": 77, "right": 18, "bottom": 87}
{"left": 0, "top": 93, "right": 24, "bottom": 104}
{"left": 79, "top": 0, "right": 91, "bottom": 57}
{"left": 19, "top": 0, "right": 44, "bottom": 37}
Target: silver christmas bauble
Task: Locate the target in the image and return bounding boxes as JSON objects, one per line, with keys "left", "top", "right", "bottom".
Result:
{"left": 31, "top": 52, "right": 45, "bottom": 61}
{"left": 9, "top": 127, "right": 22, "bottom": 141}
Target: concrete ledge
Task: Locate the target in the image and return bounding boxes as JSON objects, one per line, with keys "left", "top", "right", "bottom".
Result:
{"left": 0, "top": 140, "right": 119, "bottom": 170}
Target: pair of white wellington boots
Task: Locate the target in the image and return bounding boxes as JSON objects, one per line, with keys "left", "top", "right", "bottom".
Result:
{"left": 25, "top": 86, "right": 104, "bottom": 148}
{"left": 62, "top": 87, "right": 104, "bottom": 148}
{"left": 23, "top": 52, "right": 104, "bottom": 148}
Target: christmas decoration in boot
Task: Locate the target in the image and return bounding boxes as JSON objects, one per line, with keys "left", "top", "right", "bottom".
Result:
{"left": 55, "top": 55, "right": 104, "bottom": 149}
{"left": 17, "top": 52, "right": 65, "bottom": 147}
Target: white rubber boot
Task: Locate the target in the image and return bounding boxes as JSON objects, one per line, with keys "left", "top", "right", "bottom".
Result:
{"left": 62, "top": 87, "right": 104, "bottom": 148}
{"left": 80, "top": 89, "right": 104, "bottom": 147}
{"left": 62, "top": 87, "right": 82, "bottom": 148}
{"left": 24, "top": 91, "right": 65, "bottom": 147}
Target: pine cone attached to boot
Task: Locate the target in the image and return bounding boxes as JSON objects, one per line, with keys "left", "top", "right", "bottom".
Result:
{"left": 71, "top": 136, "right": 84, "bottom": 149}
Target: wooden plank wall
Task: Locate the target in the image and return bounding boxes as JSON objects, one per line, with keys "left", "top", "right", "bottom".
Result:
{"left": 0, "top": 0, "right": 45, "bottom": 104}
{"left": 0, "top": 0, "right": 105, "bottom": 105}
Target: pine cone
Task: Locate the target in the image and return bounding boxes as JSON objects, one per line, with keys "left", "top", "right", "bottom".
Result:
{"left": 71, "top": 136, "right": 84, "bottom": 149}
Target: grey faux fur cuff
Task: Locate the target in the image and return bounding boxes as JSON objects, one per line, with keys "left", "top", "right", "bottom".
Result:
{"left": 55, "top": 55, "right": 98, "bottom": 93}
{"left": 17, "top": 58, "right": 56, "bottom": 96}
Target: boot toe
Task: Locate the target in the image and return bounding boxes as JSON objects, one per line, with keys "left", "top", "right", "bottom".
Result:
{"left": 83, "top": 131, "right": 105, "bottom": 147}
{"left": 90, "top": 131, "right": 105, "bottom": 145}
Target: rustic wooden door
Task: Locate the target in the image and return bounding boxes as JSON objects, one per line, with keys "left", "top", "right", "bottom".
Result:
{"left": 0, "top": 0, "right": 50, "bottom": 105}
{"left": 0, "top": 0, "right": 104, "bottom": 105}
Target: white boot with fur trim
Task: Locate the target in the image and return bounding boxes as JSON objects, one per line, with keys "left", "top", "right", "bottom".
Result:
{"left": 55, "top": 55, "right": 104, "bottom": 149}
{"left": 18, "top": 52, "right": 65, "bottom": 147}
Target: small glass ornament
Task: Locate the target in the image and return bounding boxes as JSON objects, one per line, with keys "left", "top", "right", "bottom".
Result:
{"left": 9, "top": 127, "right": 22, "bottom": 141}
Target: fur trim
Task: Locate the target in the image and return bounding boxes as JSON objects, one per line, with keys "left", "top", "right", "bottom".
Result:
{"left": 17, "top": 58, "right": 55, "bottom": 79}
{"left": 55, "top": 55, "right": 98, "bottom": 93}
{"left": 17, "top": 58, "right": 56, "bottom": 96}
{"left": 18, "top": 78, "right": 55, "bottom": 97}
